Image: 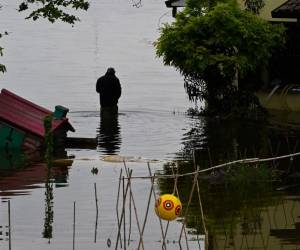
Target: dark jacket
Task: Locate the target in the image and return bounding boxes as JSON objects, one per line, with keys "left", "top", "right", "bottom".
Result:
{"left": 96, "top": 72, "right": 121, "bottom": 107}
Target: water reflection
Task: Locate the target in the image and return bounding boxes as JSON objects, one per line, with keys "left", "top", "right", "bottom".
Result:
{"left": 158, "top": 162, "right": 300, "bottom": 249}
{"left": 0, "top": 149, "right": 30, "bottom": 170}
{"left": 0, "top": 149, "right": 72, "bottom": 197}
{"left": 97, "top": 110, "right": 121, "bottom": 155}
{"left": 271, "top": 222, "right": 300, "bottom": 245}
{"left": 157, "top": 116, "right": 300, "bottom": 250}
{"left": 179, "top": 117, "right": 300, "bottom": 170}
{"left": 0, "top": 150, "right": 73, "bottom": 246}
{"left": 43, "top": 167, "right": 54, "bottom": 242}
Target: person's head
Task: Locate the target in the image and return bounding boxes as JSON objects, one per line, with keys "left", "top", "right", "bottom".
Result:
{"left": 106, "top": 67, "right": 115, "bottom": 75}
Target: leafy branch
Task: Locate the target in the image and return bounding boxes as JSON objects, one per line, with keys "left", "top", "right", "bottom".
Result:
{"left": 0, "top": 48, "right": 6, "bottom": 73}
{"left": 0, "top": 31, "right": 9, "bottom": 74}
{"left": 43, "top": 115, "right": 54, "bottom": 166}
{"left": 18, "top": 0, "right": 90, "bottom": 24}
{"left": 0, "top": 1, "right": 89, "bottom": 74}
{"left": 244, "top": 0, "right": 265, "bottom": 14}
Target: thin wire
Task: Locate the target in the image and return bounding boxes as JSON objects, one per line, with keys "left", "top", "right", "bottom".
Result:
{"left": 122, "top": 152, "right": 300, "bottom": 180}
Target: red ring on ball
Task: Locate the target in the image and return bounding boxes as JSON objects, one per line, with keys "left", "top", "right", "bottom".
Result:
{"left": 163, "top": 200, "right": 174, "bottom": 211}
{"left": 155, "top": 197, "right": 162, "bottom": 208}
{"left": 175, "top": 205, "right": 181, "bottom": 216}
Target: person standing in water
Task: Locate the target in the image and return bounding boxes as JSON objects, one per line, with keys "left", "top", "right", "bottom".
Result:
{"left": 96, "top": 67, "right": 121, "bottom": 113}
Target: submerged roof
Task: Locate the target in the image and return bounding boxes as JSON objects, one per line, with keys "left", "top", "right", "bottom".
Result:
{"left": 0, "top": 88, "right": 75, "bottom": 138}
{"left": 272, "top": 0, "right": 300, "bottom": 19}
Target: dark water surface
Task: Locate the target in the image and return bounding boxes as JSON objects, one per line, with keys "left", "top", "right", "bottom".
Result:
{"left": 1, "top": 0, "right": 300, "bottom": 249}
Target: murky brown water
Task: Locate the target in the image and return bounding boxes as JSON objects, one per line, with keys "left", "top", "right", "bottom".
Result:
{"left": 1, "top": 0, "right": 300, "bottom": 249}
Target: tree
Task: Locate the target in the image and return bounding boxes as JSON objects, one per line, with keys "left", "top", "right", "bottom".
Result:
{"left": 244, "top": 0, "right": 265, "bottom": 14}
{"left": 155, "top": 0, "right": 285, "bottom": 116}
{"left": 0, "top": 0, "right": 89, "bottom": 73}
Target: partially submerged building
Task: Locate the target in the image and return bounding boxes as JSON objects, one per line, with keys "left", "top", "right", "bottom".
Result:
{"left": 255, "top": 0, "right": 300, "bottom": 112}
{"left": 270, "top": 0, "right": 300, "bottom": 82}
{"left": 0, "top": 88, "right": 75, "bottom": 155}
{"left": 165, "top": 0, "right": 185, "bottom": 17}
{"left": 165, "top": 0, "right": 300, "bottom": 112}
{"left": 164, "top": 0, "right": 296, "bottom": 21}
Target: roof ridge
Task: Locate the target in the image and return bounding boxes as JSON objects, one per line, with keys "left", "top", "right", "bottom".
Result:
{"left": 1, "top": 88, "right": 52, "bottom": 114}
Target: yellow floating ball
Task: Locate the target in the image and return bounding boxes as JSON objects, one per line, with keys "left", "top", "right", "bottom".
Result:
{"left": 155, "top": 194, "right": 182, "bottom": 221}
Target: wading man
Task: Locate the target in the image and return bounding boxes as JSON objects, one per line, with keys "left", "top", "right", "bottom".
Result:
{"left": 96, "top": 67, "right": 122, "bottom": 113}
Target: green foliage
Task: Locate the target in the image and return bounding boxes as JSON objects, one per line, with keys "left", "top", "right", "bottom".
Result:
{"left": 184, "top": 0, "right": 232, "bottom": 15}
{"left": 0, "top": 1, "right": 89, "bottom": 74}
{"left": 155, "top": 1, "right": 285, "bottom": 115}
{"left": 0, "top": 32, "right": 9, "bottom": 73}
{"left": 225, "top": 163, "right": 275, "bottom": 199}
{"left": 43, "top": 115, "right": 54, "bottom": 240}
{"left": 244, "top": 0, "right": 265, "bottom": 14}
{"left": 18, "top": 0, "right": 89, "bottom": 24}
{"left": 43, "top": 168, "right": 54, "bottom": 240}
{"left": 43, "top": 115, "right": 53, "bottom": 167}
{"left": 0, "top": 46, "right": 6, "bottom": 73}
{"left": 159, "top": 161, "right": 279, "bottom": 235}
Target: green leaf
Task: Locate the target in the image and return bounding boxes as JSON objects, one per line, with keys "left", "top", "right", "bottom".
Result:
{"left": 19, "top": 0, "right": 89, "bottom": 24}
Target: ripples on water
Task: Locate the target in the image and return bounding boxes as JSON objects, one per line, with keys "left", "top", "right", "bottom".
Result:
{"left": 69, "top": 109, "right": 191, "bottom": 160}
{"left": 1, "top": 111, "right": 300, "bottom": 249}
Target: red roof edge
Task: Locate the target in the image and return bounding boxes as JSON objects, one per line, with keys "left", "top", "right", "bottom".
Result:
{"left": 0, "top": 88, "right": 75, "bottom": 137}
{"left": 1, "top": 88, "right": 52, "bottom": 114}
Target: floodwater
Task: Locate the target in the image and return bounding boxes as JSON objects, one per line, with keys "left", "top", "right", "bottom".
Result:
{"left": 0, "top": 0, "right": 300, "bottom": 249}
